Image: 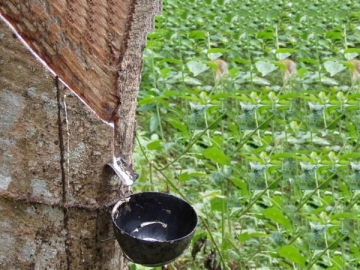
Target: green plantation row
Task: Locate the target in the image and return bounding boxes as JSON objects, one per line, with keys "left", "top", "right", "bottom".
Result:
{"left": 132, "top": 0, "right": 360, "bottom": 269}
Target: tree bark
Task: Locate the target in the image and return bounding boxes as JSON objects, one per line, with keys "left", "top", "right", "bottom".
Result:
{"left": 0, "top": 0, "right": 161, "bottom": 269}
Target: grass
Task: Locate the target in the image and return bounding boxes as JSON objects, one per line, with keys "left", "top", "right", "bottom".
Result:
{"left": 130, "top": 0, "right": 360, "bottom": 269}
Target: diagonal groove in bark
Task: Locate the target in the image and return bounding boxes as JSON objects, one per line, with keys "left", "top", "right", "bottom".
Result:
{"left": 0, "top": 0, "right": 161, "bottom": 122}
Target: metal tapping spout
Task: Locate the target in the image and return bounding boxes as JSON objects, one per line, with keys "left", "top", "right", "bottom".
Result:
{"left": 108, "top": 156, "right": 139, "bottom": 186}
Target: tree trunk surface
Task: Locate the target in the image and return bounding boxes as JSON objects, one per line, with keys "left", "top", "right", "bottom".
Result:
{"left": 0, "top": 0, "right": 161, "bottom": 269}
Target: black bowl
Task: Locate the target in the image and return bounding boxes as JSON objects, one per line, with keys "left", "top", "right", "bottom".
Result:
{"left": 111, "top": 192, "right": 198, "bottom": 267}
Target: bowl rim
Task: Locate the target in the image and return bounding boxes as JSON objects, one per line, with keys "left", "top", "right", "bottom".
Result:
{"left": 111, "top": 191, "right": 198, "bottom": 244}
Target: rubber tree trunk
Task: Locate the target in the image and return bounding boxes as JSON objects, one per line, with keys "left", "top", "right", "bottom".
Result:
{"left": 0, "top": 1, "right": 161, "bottom": 269}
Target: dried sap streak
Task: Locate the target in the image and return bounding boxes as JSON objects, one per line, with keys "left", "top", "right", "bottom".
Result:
{"left": 0, "top": 0, "right": 132, "bottom": 122}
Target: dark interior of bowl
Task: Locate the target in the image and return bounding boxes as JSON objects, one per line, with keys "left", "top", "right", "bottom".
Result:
{"left": 112, "top": 192, "right": 197, "bottom": 266}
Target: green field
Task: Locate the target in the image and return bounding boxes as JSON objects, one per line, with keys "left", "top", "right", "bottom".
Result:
{"left": 131, "top": 0, "right": 360, "bottom": 269}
